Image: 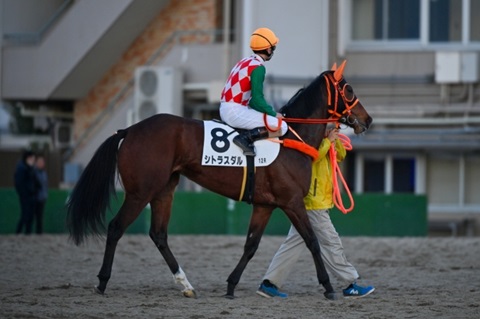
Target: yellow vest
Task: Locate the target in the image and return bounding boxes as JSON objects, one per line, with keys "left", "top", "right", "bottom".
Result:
{"left": 303, "top": 138, "right": 346, "bottom": 210}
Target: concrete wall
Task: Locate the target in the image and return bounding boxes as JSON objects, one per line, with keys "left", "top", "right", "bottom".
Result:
{"left": 72, "top": 0, "right": 220, "bottom": 140}
{"left": 2, "top": 0, "right": 65, "bottom": 34}
{"left": 2, "top": 0, "right": 135, "bottom": 99}
{"left": 2, "top": 0, "right": 172, "bottom": 100}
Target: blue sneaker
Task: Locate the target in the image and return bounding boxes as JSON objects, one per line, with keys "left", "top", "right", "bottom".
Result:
{"left": 256, "top": 283, "right": 288, "bottom": 298}
{"left": 343, "top": 283, "right": 375, "bottom": 298}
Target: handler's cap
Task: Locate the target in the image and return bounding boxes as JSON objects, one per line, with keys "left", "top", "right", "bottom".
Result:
{"left": 250, "top": 27, "right": 279, "bottom": 51}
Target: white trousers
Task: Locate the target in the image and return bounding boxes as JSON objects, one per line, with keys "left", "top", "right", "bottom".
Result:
{"left": 219, "top": 102, "right": 288, "bottom": 135}
{"left": 263, "top": 209, "right": 359, "bottom": 288}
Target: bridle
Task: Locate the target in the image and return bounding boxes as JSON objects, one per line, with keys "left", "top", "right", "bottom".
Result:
{"left": 323, "top": 73, "right": 359, "bottom": 126}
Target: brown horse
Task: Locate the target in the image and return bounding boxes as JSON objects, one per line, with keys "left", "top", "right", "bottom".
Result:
{"left": 67, "top": 61, "right": 372, "bottom": 300}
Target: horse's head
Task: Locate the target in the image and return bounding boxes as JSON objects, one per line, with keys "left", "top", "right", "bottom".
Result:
{"left": 280, "top": 61, "right": 372, "bottom": 136}
{"left": 324, "top": 61, "right": 372, "bottom": 134}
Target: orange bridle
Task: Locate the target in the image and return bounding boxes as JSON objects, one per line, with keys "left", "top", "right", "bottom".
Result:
{"left": 323, "top": 73, "right": 359, "bottom": 127}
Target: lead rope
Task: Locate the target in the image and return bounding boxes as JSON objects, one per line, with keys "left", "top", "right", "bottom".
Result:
{"left": 263, "top": 114, "right": 355, "bottom": 212}
{"left": 330, "top": 133, "right": 354, "bottom": 214}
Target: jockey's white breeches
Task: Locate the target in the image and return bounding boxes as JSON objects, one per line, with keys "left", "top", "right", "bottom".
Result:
{"left": 220, "top": 102, "right": 288, "bottom": 135}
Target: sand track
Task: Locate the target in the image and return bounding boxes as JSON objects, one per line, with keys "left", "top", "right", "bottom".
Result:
{"left": 1, "top": 235, "right": 479, "bottom": 318}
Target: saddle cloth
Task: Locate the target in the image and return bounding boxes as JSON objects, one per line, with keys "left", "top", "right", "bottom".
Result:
{"left": 202, "top": 120, "right": 280, "bottom": 167}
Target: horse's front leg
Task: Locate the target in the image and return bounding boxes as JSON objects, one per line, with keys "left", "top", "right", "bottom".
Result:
{"left": 225, "top": 205, "right": 273, "bottom": 299}
{"left": 150, "top": 226, "right": 195, "bottom": 298}
{"left": 149, "top": 177, "right": 197, "bottom": 298}
{"left": 149, "top": 223, "right": 196, "bottom": 298}
{"left": 283, "top": 205, "right": 337, "bottom": 300}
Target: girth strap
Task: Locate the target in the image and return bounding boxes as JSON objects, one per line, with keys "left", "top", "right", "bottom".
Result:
{"left": 239, "top": 156, "right": 255, "bottom": 203}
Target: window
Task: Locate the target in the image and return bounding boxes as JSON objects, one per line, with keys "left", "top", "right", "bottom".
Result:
{"left": 352, "top": 154, "right": 417, "bottom": 194}
{"left": 348, "top": 0, "right": 480, "bottom": 47}
{"left": 393, "top": 158, "right": 415, "bottom": 192}
{"left": 471, "top": 0, "right": 480, "bottom": 41}
{"left": 464, "top": 157, "right": 480, "bottom": 205}
{"left": 352, "top": 0, "right": 420, "bottom": 40}
{"left": 427, "top": 157, "right": 459, "bottom": 204}
{"left": 427, "top": 155, "right": 480, "bottom": 213}
{"left": 429, "top": 0, "right": 462, "bottom": 42}
{"left": 363, "top": 158, "right": 385, "bottom": 192}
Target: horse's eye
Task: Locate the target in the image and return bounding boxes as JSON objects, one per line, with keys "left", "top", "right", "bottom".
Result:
{"left": 343, "top": 84, "right": 355, "bottom": 102}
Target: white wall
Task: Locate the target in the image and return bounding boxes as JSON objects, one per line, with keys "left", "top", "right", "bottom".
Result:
{"left": 240, "top": 0, "right": 329, "bottom": 79}
{"left": 2, "top": 0, "right": 134, "bottom": 100}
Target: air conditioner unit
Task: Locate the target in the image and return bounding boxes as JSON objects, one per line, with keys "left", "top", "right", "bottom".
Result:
{"left": 435, "top": 52, "right": 479, "bottom": 84}
{"left": 133, "top": 66, "right": 183, "bottom": 123}
{"left": 54, "top": 122, "right": 73, "bottom": 148}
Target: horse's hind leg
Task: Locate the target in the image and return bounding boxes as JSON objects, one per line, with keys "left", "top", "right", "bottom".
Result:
{"left": 149, "top": 173, "right": 196, "bottom": 298}
{"left": 225, "top": 205, "right": 273, "bottom": 299}
{"left": 95, "top": 196, "right": 146, "bottom": 294}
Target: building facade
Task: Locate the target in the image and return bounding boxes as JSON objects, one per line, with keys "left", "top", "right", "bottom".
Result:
{"left": 1, "top": 0, "right": 479, "bottom": 231}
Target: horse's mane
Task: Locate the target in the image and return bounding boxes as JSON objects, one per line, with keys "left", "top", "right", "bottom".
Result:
{"left": 279, "top": 71, "right": 329, "bottom": 119}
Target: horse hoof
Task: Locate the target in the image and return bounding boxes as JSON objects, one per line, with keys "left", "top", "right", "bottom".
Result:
{"left": 183, "top": 289, "right": 197, "bottom": 298}
{"left": 324, "top": 291, "right": 339, "bottom": 300}
{"left": 93, "top": 286, "right": 104, "bottom": 295}
{"left": 224, "top": 294, "right": 235, "bottom": 300}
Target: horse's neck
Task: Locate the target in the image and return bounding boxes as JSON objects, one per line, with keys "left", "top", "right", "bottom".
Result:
{"left": 306, "top": 81, "right": 330, "bottom": 148}
{"left": 302, "top": 124, "right": 326, "bottom": 149}
{"left": 299, "top": 103, "right": 329, "bottom": 149}
{"left": 283, "top": 74, "right": 331, "bottom": 148}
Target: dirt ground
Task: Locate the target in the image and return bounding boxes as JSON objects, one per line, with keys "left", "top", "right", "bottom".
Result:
{"left": 1, "top": 234, "right": 479, "bottom": 319}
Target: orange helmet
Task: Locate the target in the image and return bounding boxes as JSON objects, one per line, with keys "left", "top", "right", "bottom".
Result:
{"left": 250, "top": 28, "right": 279, "bottom": 51}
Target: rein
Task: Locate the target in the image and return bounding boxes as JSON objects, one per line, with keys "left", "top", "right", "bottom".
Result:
{"left": 283, "top": 117, "right": 338, "bottom": 124}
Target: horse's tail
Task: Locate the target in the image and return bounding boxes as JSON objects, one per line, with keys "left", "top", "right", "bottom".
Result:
{"left": 66, "top": 129, "right": 128, "bottom": 245}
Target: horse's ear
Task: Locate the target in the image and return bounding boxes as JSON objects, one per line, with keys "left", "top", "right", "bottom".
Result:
{"left": 333, "top": 60, "right": 347, "bottom": 81}
{"left": 331, "top": 62, "right": 337, "bottom": 71}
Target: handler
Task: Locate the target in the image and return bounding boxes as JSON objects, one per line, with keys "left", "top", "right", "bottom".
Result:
{"left": 257, "top": 128, "right": 375, "bottom": 298}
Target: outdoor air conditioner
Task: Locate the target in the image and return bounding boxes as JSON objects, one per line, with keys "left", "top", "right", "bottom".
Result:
{"left": 54, "top": 122, "right": 73, "bottom": 148}
{"left": 435, "top": 52, "right": 479, "bottom": 84}
{"left": 133, "top": 66, "right": 183, "bottom": 123}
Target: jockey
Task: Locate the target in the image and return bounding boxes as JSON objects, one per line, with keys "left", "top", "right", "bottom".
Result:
{"left": 220, "top": 27, "right": 288, "bottom": 156}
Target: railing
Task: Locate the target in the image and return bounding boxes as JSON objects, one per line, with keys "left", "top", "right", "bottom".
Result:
{"left": 63, "top": 29, "right": 227, "bottom": 161}
{"left": 3, "top": 0, "right": 74, "bottom": 45}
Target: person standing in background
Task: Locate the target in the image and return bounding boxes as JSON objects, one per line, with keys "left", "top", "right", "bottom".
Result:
{"left": 14, "top": 150, "right": 39, "bottom": 235}
{"left": 34, "top": 155, "right": 48, "bottom": 234}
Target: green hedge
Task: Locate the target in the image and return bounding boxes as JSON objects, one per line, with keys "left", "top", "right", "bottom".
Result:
{"left": 0, "top": 189, "right": 427, "bottom": 236}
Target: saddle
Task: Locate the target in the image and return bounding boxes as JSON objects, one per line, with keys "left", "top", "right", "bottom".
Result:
{"left": 203, "top": 120, "right": 281, "bottom": 203}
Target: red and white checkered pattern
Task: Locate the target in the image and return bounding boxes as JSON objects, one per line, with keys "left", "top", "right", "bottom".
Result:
{"left": 221, "top": 55, "right": 263, "bottom": 105}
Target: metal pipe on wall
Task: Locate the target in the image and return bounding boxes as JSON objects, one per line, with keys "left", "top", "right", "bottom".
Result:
{"left": 223, "top": 0, "right": 231, "bottom": 79}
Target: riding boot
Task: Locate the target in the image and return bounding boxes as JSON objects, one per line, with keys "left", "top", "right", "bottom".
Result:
{"left": 233, "top": 127, "right": 269, "bottom": 156}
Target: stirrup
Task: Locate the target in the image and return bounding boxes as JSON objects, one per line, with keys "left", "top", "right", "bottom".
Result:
{"left": 233, "top": 136, "right": 255, "bottom": 156}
